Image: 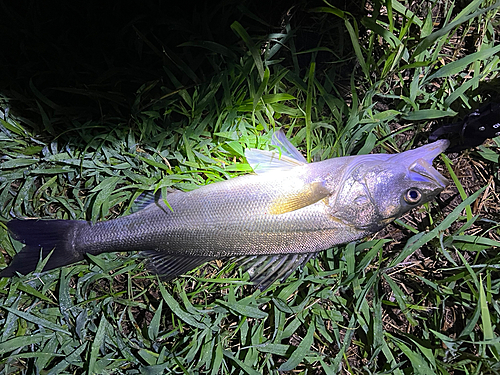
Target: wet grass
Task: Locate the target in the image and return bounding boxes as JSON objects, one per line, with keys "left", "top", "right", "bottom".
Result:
{"left": 1, "top": 0, "right": 500, "bottom": 373}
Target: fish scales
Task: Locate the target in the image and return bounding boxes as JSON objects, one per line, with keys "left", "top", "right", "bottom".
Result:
{"left": 1, "top": 130, "right": 450, "bottom": 289}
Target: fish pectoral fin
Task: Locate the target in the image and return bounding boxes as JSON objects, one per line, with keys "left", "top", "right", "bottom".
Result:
{"left": 269, "top": 181, "right": 330, "bottom": 214}
{"left": 236, "top": 252, "right": 317, "bottom": 290}
{"left": 142, "top": 251, "right": 213, "bottom": 281}
{"left": 245, "top": 149, "right": 305, "bottom": 174}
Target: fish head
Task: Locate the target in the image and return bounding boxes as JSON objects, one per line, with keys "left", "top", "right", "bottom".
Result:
{"left": 327, "top": 140, "right": 449, "bottom": 232}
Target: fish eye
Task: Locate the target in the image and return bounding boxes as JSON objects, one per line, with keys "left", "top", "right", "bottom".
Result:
{"left": 404, "top": 188, "right": 422, "bottom": 204}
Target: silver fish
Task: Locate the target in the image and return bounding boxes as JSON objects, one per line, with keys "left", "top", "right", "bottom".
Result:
{"left": 1, "top": 131, "right": 449, "bottom": 289}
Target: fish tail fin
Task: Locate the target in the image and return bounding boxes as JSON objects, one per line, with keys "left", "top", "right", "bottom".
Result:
{"left": 1, "top": 219, "right": 86, "bottom": 277}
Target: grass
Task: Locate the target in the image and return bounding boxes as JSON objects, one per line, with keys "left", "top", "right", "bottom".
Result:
{"left": 1, "top": 0, "right": 500, "bottom": 373}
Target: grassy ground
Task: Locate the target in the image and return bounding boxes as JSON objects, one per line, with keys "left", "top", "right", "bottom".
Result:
{"left": 1, "top": 0, "right": 500, "bottom": 373}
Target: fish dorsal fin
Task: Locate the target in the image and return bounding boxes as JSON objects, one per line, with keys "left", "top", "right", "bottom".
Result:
{"left": 245, "top": 129, "right": 307, "bottom": 174}
{"left": 245, "top": 149, "right": 305, "bottom": 173}
{"left": 271, "top": 129, "right": 308, "bottom": 163}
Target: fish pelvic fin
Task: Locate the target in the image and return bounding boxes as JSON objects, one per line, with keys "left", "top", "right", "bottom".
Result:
{"left": 237, "top": 253, "right": 317, "bottom": 290}
{"left": 142, "top": 251, "right": 213, "bottom": 281}
{"left": 1, "top": 219, "right": 87, "bottom": 277}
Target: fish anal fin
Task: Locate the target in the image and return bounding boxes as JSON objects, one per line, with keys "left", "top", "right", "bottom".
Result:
{"left": 268, "top": 181, "right": 330, "bottom": 214}
{"left": 237, "top": 253, "right": 317, "bottom": 290}
{"left": 142, "top": 251, "right": 213, "bottom": 281}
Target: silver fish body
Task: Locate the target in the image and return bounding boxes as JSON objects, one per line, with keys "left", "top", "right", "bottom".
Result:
{"left": 2, "top": 132, "right": 449, "bottom": 288}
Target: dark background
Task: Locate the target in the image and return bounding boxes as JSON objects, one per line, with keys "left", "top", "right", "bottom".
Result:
{"left": 0, "top": 0, "right": 360, "bottom": 127}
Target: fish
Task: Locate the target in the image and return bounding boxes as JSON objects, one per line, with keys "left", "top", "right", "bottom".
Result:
{"left": 0, "top": 131, "right": 449, "bottom": 289}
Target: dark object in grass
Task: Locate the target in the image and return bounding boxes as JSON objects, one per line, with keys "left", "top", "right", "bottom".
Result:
{"left": 1, "top": 131, "right": 449, "bottom": 290}
{"left": 430, "top": 102, "right": 500, "bottom": 152}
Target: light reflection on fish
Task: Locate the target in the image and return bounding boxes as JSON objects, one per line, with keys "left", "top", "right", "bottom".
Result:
{"left": 1, "top": 131, "right": 449, "bottom": 289}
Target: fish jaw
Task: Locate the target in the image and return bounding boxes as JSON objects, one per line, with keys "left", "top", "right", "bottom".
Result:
{"left": 391, "top": 140, "right": 450, "bottom": 189}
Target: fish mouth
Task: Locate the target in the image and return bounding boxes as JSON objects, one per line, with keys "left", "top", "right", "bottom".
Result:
{"left": 392, "top": 140, "right": 450, "bottom": 188}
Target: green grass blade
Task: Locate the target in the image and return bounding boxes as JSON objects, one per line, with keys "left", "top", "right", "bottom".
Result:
{"left": 148, "top": 300, "right": 163, "bottom": 342}
{"left": 87, "top": 315, "right": 108, "bottom": 375}
{"left": 231, "top": 21, "right": 265, "bottom": 81}
{"left": 3, "top": 306, "right": 71, "bottom": 336}
{"left": 413, "top": 1, "right": 500, "bottom": 56}
{"left": 278, "top": 321, "right": 315, "bottom": 372}
{"left": 305, "top": 62, "right": 315, "bottom": 162}
{"left": 402, "top": 109, "right": 457, "bottom": 121}
{"left": 442, "top": 154, "right": 473, "bottom": 222}
{"left": 426, "top": 44, "right": 500, "bottom": 83}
